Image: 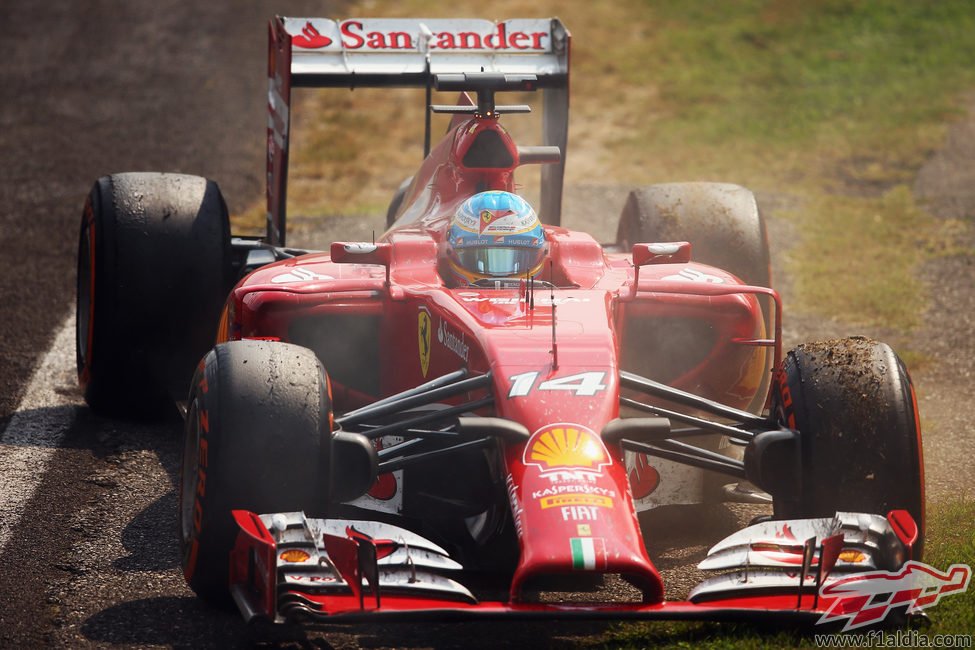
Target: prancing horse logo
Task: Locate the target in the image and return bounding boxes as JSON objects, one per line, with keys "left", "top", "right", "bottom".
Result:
{"left": 418, "top": 307, "right": 431, "bottom": 377}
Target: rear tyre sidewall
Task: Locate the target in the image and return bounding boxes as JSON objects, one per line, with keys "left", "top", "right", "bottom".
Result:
{"left": 616, "top": 182, "right": 771, "bottom": 291}
{"left": 179, "top": 340, "right": 332, "bottom": 604}
{"left": 386, "top": 175, "right": 413, "bottom": 228}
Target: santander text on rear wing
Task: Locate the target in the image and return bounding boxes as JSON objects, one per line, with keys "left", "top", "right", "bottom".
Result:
{"left": 266, "top": 17, "right": 571, "bottom": 245}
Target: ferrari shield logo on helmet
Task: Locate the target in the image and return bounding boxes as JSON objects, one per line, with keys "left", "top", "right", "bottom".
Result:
{"left": 479, "top": 209, "right": 495, "bottom": 233}
{"left": 418, "top": 307, "right": 432, "bottom": 377}
{"left": 479, "top": 208, "right": 513, "bottom": 233}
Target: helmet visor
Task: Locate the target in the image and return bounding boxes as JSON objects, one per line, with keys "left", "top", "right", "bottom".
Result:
{"left": 456, "top": 246, "right": 544, "bottom": 277}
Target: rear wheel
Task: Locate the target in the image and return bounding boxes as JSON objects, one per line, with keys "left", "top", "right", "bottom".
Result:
{"left": 770, "top": 337, "right": 925, "bottom": 556}
{"left": 178, "top": 340, "right": 332, "bottom": 604}
{"left": 76, "top": 172, "right": 232, "bottom": 417}
{"left": 385, "top": 176, "right": 413, "bottom": 227}
{"left": 616, "top": 182, "right": 771, "bottom": 291}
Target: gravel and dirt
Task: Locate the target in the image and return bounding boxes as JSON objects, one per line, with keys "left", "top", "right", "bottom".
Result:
{"left": 0, "top": 2, "right": 972, "bottom": 647}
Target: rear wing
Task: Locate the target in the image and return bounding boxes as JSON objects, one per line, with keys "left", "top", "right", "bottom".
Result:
{"left": 267, "top": 16, "right": 570, "bottom": 246}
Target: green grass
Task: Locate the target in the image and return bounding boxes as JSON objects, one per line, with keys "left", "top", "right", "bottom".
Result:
{"left": 781, "top": 185, "right": 970, "bottom": 332}
{"left": 783, "top": 186, "right": 932, "bottom": 330}
{"left": 920, "top": 499, "right": 975, "bottom": 633}
{"left": 605, "top": 1, "right": 975, "bottom": 184}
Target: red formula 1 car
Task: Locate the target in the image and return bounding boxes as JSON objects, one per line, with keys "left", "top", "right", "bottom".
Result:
{"left": 76, "top": 17, "right": 926, "bottom": 628}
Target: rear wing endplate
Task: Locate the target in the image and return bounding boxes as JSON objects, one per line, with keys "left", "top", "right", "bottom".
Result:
{"left": 267, "top": 16, "right": 570, "bottom": 245}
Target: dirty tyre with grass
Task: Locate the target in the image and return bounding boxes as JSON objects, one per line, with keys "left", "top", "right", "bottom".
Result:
{"left": 76, "top": 172, "right": 232, "bottom": 417}
{"left": 179, "top": 340, "right": 332, "bottom": 605}
{"left": 770, "top": 336, "right": 925, "bottom": 557}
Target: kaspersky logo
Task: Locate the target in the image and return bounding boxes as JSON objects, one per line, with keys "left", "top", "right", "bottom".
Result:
{"left": 818, "top": 561, "right": 970, "bottom": 631}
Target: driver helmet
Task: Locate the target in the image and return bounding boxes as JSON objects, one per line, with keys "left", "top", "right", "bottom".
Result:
{"left": 446, "top": 191, "right": 546, "bottom": 286}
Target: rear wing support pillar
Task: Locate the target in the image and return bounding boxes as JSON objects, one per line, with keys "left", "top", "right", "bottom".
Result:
{"left": 541, "top": 81, "right": 568, "bottom": 227}
{"left": 267, "top": 18, "right": 292, "bottom": 246}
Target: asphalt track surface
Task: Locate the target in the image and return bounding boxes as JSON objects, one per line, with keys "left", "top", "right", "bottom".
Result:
{"left": 3, "top": 2, "right": 974, "bottom": 648}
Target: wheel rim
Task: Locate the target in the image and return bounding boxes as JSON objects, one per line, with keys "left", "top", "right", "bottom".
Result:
{"left": 181, "top": 400, "right": 203, "bottom": 544}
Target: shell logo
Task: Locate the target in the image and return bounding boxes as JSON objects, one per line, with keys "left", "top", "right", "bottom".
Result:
{"left": 523, "top": 424, "right": 612, "bottom": 473}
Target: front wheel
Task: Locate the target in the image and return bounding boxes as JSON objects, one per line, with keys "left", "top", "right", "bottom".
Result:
{"left": 179, "top": 340, "right": 332, "bottom": 605}
{"left": 770, "top": 337, "right": 925, "bottom": 556}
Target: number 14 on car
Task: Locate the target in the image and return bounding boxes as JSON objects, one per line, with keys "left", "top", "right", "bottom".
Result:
{"left": 507, "top": 371, "right": 608, "bottom": 398}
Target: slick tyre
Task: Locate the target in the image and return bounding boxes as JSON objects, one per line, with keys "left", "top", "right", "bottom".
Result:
{"left": 76, "top": 173, "right": 232, "bottom": 417}
{"left": 179, "top": 340, "right": 332, "bottom": 605}
{"left": 616, "top": 182, "right": 771, "bottom": 291}
{"left": 770, "top": 337, "right": 925, "bottom": 557}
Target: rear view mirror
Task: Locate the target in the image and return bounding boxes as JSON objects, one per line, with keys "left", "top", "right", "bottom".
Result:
{"left": 632, "top": 242, "right": 691, "bottom": 266}
{"left": 330, "top": 242, "right": 392, "bottom": 267}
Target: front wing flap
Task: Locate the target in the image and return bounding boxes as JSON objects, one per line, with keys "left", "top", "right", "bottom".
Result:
{"left": 694, "top": 511, "right": 901, "bottom": 575}
{"left": 228, "top": 509, "right": 920, "bottom": 627}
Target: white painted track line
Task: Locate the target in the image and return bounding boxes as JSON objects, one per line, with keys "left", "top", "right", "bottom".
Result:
{"left": 0, "top": 310, "right": 80, "bottom": 552}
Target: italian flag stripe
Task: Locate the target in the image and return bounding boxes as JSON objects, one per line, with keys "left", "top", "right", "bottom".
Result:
{"left": 571, "top": 537, "right": 596, "bottom": 570}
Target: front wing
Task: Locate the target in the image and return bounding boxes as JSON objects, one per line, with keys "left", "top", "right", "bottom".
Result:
{"left": 228, "top": 509, "right": 923, "bottom": 627}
